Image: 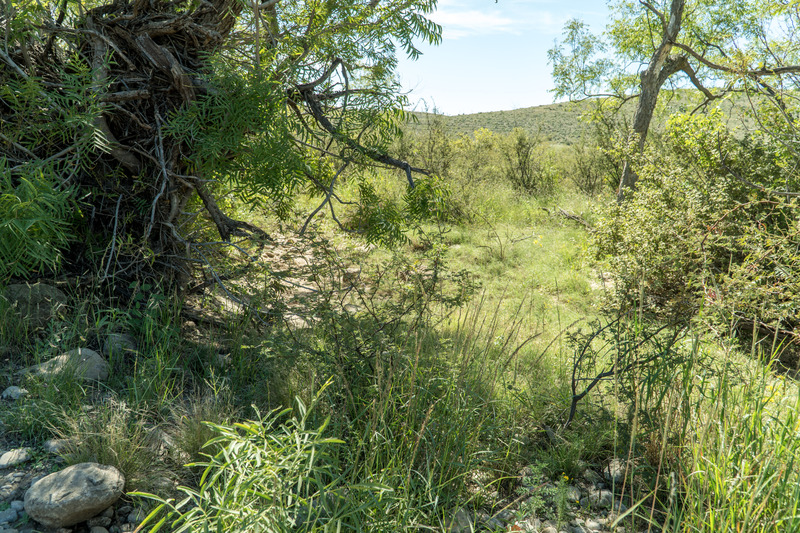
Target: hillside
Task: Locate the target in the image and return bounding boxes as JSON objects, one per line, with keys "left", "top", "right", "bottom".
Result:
{"left": 406, "top": 92, "right": 755, "bottom": 144}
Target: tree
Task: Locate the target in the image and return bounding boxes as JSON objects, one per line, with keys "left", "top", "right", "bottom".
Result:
{"left": 549, "top": 0, "right": 800, "bottom": 200}
{"left": 0, "top": 0, "right": 440, "bottom": 288}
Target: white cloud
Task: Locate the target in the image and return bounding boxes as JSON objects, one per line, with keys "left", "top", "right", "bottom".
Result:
{"left": 430, "top": 9, "right": 517, "bottom": 39}
{"left": 428, "top": 0, "right": 564, "bottom": 40}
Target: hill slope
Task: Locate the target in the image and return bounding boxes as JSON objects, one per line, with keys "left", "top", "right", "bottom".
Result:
{"left": 406, "top": 92, "right": 754, "bottom": 145}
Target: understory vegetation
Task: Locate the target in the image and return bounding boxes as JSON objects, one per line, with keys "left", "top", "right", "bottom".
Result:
{"left": 3, "top": 96, "right": 800, "bottom": 532}
{"left": 2, "top": 0, "right": 800, "bottom": 531}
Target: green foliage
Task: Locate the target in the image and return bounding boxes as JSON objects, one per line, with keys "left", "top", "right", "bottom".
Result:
{"left": 0, "top": 165, "right": 75, "bottom": 281}
{"left": 136, "top": 393, "right": 394, "bottom": 533}
{"left": 164, "top": 67, "right": 305, "bottom": 218}
{"left": 592, "top": 110, "right": 800, "bottom": 351}
{"left": 501, "top": 128, "right": 559, "bottom": 196}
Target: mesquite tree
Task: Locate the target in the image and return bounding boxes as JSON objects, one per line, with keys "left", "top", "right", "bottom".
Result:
{"left": 0, "top": 0, "right": 439, "bottom": 288}
{"left": 549, "top": 0, "right": 800, "bottom": 201}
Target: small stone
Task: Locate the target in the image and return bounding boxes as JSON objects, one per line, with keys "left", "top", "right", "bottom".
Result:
{"left": 0, "top": 508, "right": 17, "bottom": 524}
{"left": 1, "top": 387, "right": 28, "bottom": 400}
{"left": 120, "top": 523, "right": 135, "bottom": 532}
{"left": 9, "top": 501, "right": 24, "bottom": 512}
{"left": 542, "top": 527, "right": 558, "bottom": 533}
{"left": 127, "top": 509, "right": 146, "bottom": 525}
{"left": 586, "top": 519, "right": 602, "bottom": 530}
{"left": 446, "top": 508, "right": 472, "bottom": 533}
{"left": 0, "top": 529, "right": 19, "bottom": 533}
{"left": 86, "top": 516, "right": 112, "bottom": 528}
{"left": 115, "top": 505, "right": 133, "bottom": 518}
{"left": 43, "top": 438, "right": 72, "bottom": 454}
{"left": 0, "top": 448, "right": 32, "bottom": 469}
{"left": 100, "top": 506, "right": 115, "bottom": 518}
{"left": 592, "top": 489, "right": 614, "bottom": 509}
{"left": 90, "top": 527, "right": 110, "bottom": 533}
{"left": 583, "top": 470, "right": 602, "bottom": 487}
{"left": 566, "top": 485, "right": 583, "bottom": 503}
{"left": 103, "top": 333, "right": 137, "bottom": 359}
{"left": 605, "top": 458, "right": 626, "bottom": 485}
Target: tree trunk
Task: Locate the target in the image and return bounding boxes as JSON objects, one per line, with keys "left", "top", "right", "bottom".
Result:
{"left": 618, "top": 0, "right": 686, "bottom": 201}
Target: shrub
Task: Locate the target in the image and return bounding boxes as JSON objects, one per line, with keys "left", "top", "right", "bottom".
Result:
{"left": 592, "top": 110, "right": 800, "bottom": 357}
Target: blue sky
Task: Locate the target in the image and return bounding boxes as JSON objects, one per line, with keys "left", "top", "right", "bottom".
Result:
{"left": 396, "top": 0, "right": 609, "bottom": 115}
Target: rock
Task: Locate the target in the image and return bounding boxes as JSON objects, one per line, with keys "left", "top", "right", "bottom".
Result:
{"left": 2, "top": 283, "right": 67, "bottom": 330}
{"left": 0, "top": 508, "right": 17, "bottom": 524}
{"left": 43, "top": 438, "right": 72, "bottom": 455}
{"left": 342, "top": 265, "right": 361, "bottom": 285}
{"left": 100, "top": 506, "right": 115, "bottom": 518}
{"left": 446, "top": 508, "right": 473, "bottom": 533}
{"left": 0, "top": 448, "right": 32, "bottom": 469}
{"left": 86, "top": 516, "right": 112, "bottom": 528}
{"left": 566, "top": 485, "right": 583, "bottom": 503}
{"left": 90, "top": 527, "right": 110, "bottom": 533}
{"left": 590, "top": 489, "right": 614, "bottom": 509}
{"left": 570, "top": 525, "right": 589, "bottom": 533}
{"left": 605, "top": 458, "right": 626, "bottom": 485}
{"left": 512, "top": 518, "right": 541, "bottom": 532}
{"left": 24, "top": 348, "right": 109, "bottom": 382}
{"left": 585, "top": 519, "right": 602, "bottom": 531}
{"left": 1, "top": 387, "right": 28, "bottom": 400}
{"left": 0, "top": 529, "right": 19, "bottom": 533}
{"left": 127, "top": 509, "right": 146, "bottom": 525}
{"left": 8, "top": 502, "right": 23, "bottom": 513}
{"left": 24, "top": 462, "right": 125, "bottom": 528}
{"left": 583, "top": 468, "right": 603, "bottom": 486}
{"left": 103, "top": 333, "right": 137, "bottom": 359}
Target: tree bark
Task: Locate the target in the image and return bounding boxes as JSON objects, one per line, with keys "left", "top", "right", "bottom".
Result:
{"left": 618, "top": 0, "right": 686, "bottom": 201}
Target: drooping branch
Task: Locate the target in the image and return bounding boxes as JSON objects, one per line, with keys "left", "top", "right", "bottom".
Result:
{"left": 299, "top": 86, "right": 429, "bottom": 187}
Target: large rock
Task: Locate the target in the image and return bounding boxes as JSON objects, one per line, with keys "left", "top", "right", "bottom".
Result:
{"left": 24, "top": 348, "right": 109, "bottom": 382}
{"left": 24, "top": 463, "right": 125, "bottom": 528}
{"left": 0, "top": 448, "right": 32, "bottom": 469}
{"left": 1, "top": 386, "right": 28, "bottom": 400}
{"left": 1, "top": 283, "right": 67, "bottom": 330}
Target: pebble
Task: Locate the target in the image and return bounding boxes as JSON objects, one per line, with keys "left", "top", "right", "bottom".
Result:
{"left": 87, "top": 517, "right": 112, "bottom": 528}
{"left": 0, "top": 448, "right": 32, "bottom": 469}
{"left": 90, "top": 527, "right": 110, "bottom": 533}
{"left": 586, "top": 519, "right": 602, "bottom": 530}
{"left": 0, "top": 508, "right": 17, "bottom": 524}
{"left": 127, "top": 509, "right": 146, "bottom": 525}
{"left": 43, "top": 439, "right": 72, "bottom": 454}
{"left": 8, "top": 502, "right": 23, "bottom": 512}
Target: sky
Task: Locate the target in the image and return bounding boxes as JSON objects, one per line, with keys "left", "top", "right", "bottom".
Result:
{"left": 396, "top": 0, "right": 610, "bottom": 115}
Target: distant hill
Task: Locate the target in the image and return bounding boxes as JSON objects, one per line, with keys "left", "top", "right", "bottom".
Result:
{"left": 405, "top": 92, "right": 755, "bottom": 145}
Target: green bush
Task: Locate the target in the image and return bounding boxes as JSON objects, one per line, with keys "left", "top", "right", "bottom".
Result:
{"left": 592, "top": 110, "right": 800, "bottom": 354}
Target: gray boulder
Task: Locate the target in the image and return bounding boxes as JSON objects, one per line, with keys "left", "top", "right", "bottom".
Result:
{"left": 103, "top": 333, "right": 137, "bottom": 359}
{"left": 2, "top": 283, "right": 67, "bottom": 330}
{"left": 1, "top": 387, "right": 28, "bottom": 400}
{"left": 24, "top": 348, "right": 109, "bottom": 382}
{"left": 0, "top": 448, "right": 32, "bottom": 469}
{"left": 24, "top": 463, "right": 125, "bottom": 528}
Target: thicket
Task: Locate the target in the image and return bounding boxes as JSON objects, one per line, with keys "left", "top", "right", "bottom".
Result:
{"left": 592, "top": 108, "right": 800, "bottom": 365}
{"left": 0, "top": 0, "right": 442, "bottom": 300}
